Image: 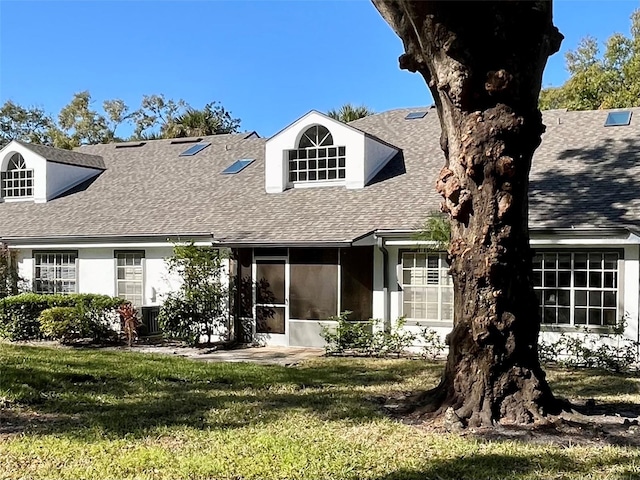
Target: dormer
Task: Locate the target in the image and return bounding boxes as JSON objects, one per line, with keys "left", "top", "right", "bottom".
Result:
{"left": 0, "top": 140, "right": 105, "bottom": 203}
{"left": 265, "top": 111, "right": 399, "bottom": 193}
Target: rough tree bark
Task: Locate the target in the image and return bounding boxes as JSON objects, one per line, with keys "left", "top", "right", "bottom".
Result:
{"left": 372, "top": 1, "right": 564, "bottom": 427}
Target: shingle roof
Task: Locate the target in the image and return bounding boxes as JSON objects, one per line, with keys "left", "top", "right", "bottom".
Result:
{"left": 15, "top": 140, "right": 105, "bottom": 170}
{"left": 1, "top": 107, "right": 640, "bottom": 243}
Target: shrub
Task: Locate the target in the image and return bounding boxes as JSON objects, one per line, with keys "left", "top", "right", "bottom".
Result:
{"left": 158, "top": 244, "right": 229, "bottom": 346}
{"left": 0, "top": 293, "right": 125, "bottom": 341}
{"left": 419, "top": 326, "right": 446, "bottom": 360}
{"left": 539, "top": 317, "right": 640, "bottom": 373}
{"left": 320, "top": 312, "right": 417, "bottom": 358}
{"left": 39, "top": 307, "right": 85, "bottom": 344}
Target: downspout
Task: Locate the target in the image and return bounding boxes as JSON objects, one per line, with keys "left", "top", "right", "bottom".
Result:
{"left": 376, "top": 235, "right": 391, "bottom": 332}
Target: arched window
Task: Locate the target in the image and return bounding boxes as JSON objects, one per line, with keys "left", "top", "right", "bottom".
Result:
{"left": 288, "top": 125, "right": 346, "bottom": 183}
{"left": 298, "top": 125, "right": 333, "bottom": 149}
{"left": 1, "top": 153, "right": 34, "bottom": 198}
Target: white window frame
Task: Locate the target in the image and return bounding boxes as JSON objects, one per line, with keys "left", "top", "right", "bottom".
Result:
{"left": 533, "top": 251, "right": 620, "bottom": 327}
{"left": 286, "top": 125, "right": 346, "bottom": 185}
{"left": 400, "top": 251, "right": 453, "bottom": 323}
{"left": 2, "top": 153, "right": 34, "bottom": 199}
{"left": 33, "top": 251, "right": 78, "bottom": 294}
{"left": 115, "top": 250, "right": 145, "bottom": 307}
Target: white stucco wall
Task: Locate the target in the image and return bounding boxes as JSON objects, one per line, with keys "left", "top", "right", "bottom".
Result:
{"left": 13, "top": 244, "right": 178, "bottom": 306}
{"left": 265, "top": 111, "right": 397, "bottom": 193}
{"left": 363, "top": 136, "right": 398, "bottom": 185}
{"left": 45, "top": 162, "right": 102, "bottom": 201}
{"left": 0, "top": 143, "right": 47, "bottom": 203}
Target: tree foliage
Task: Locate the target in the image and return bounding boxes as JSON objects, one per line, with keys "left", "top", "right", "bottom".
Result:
{"left": 327, "top": 103, "right": 374, "bottom": 122}
{"left": 540, "top": 9, "right": 640, "bottom": 110}
{"left": 158, "top": 244, "right": 230, "bottom": 346}
{"left": 0, "top": 93, "right": 241, "bottom": 149}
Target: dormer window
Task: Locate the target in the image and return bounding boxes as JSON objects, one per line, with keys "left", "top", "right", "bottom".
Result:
{"left": 2, "top": 153, "right": 33, "bottom": 199}
{"left": 287, "top": 125, "right": 346, "bottom": 183}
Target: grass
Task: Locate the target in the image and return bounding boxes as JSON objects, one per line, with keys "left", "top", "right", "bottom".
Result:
{"left": 0, "top": 344, "right": 639, "bottom": 480}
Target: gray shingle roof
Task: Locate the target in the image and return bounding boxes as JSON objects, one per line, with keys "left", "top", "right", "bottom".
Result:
{"left": 2, "top": 107, "right": 640, "bottom": 243}
{"left": 16, "top": 140, "right": 105, "bottom": 170}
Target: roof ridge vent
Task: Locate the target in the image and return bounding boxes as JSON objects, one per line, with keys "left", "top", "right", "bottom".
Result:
{"left": 115, "top": 142, "right": 146, "bottom": 149}
{"left": 170, "top": 137, "right": 203, "bottom": 145}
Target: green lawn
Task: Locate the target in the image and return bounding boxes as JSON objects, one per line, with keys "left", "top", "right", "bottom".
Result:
{"left": 1, "top": 344, "right": 640, "bottom": 480}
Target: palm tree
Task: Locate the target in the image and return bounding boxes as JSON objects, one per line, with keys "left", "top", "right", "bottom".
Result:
{"left": 163, "top": 102, "right": 241, "bottom": 138}
{"left": 327, "top": 103, "right": 374, "bottom": 123}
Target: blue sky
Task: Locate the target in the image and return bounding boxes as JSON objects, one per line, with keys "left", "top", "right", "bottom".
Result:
{"left": 1, "top": 0, "right": 638, "bottom": 137}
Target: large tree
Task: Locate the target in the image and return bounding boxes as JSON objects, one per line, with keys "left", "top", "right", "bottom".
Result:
{"left": 372, "top": 1, "right": 563, "bottom": 427}
{"left": 540, "top": 9, "right": 640, "bottom": 110}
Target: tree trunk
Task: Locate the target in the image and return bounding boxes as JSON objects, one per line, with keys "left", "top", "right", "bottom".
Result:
{"left": 372, "top": 0, "right": 564, "bottom": 427}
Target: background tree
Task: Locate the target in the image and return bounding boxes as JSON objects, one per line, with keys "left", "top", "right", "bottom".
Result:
{"left": 540, "top": 10, "right": 640, "bottom": 110}
{"left": 0, "top": 101, "right": 55, "bottom": 148}
{"left": 372, "top": 0, "right": 563, "bottom": 427}
{"left": 0, "top": 93, "right": 241, "bottom": 148}
{"left": 162, "top": 102, "right": 241, "bottom": 138}
{"left": 327, "top": 103, "right": 374, "bottom": 122}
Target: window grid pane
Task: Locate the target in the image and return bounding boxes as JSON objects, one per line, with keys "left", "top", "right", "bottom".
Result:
{"left": 116, "top": 252, "right": 144, "bottom": 307}
{"left": 533, "top": 251, "right": 618, "bottom": 327}
{"left": 286, "top": 146, "right": 346, "bottom": 183}
{"left": 34, "top": 252, "right": 77, "bottom": 294}
{"left": 401, "top": 252, "right": 452, "bottom": 322}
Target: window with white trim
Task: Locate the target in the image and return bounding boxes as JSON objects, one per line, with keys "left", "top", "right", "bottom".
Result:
{"left": 116, "top": 251, "right": 144, "bottom": 307}
{"left": 2, "top": 153, "right": 34, "bottom": 199}
{"left": 401, "top": 252, "right": 452, "bottom": 322}
{"left": 287, "top": 125, "right": 346, "bottom": 183}
{"left": 533, "top": 252, "right": 619, "bottom": 327}
{"left": 34, "top": 251, "right": 77, "bottom": 294}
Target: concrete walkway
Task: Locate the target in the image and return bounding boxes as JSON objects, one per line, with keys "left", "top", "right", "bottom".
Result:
{"left": 126, "top": 344, "right": 325, "bottom": 366}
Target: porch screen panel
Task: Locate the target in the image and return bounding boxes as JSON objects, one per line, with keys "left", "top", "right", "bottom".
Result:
{"left": 256, "top": 306, "right": 285, "bottom": 334}
{"left": 340, "top": 247, "right": 373, "bottom": 321}
{"left": 255, "top": 260, "right": 285, "bottom": 304}
{"left": 236, "top": 248, "right": 253, "bottom": 318}
{"left": 290, "top": 248, "right": 338, "bottom": 320}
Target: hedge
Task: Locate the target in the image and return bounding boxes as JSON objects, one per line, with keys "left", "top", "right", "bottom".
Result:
{"left": 0, "top": 293, "right": 126, "bottom": 341}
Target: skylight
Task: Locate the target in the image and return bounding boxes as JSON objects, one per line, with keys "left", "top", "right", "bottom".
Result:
{"left": 604, "top": 111, "right": 632, "bottom": 127}
{"left": 405, "top": 111, "right": 427, "bottom": 120}
{"left": 222, "top": 158, "right": 254, "bottom": 174}
{"left": 179, "top": 143, "right": 210, "bottom": 156}
{"left": 170, "top": 138, "right": 202, "bottom": 144}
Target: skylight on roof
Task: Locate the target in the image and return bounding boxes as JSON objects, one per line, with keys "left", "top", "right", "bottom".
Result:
{"left": 604, "top": 111, "right": 632, "bottom": 127}
{"left": 222, "top": 158, "right": 254, "bottom": 175}
{"left": 179, "top": 143, "right": 210, "bottom": 156}
{"left": 405, "top": 111, "right": 427, "bottom": 120}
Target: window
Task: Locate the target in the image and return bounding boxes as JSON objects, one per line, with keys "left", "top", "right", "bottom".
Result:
{"left": 34, "top": 252, "right": 77, "bottom": 294}
{"left": 533, "top": 252, "right": 619, "bottom": 327}
{"left": 2, "top": 153, "right": 33, "bottom": 199}
{"left": 604, "top": 111, "right": 631, "bottom": 127}
{"left": 401, "top": 252, "right": 452, "bottom": 322}
{"left": 287, "top": 125, "right": 346, "bottom": 183}
{"left": 116, "top": 251, "right": 144, "bottom": 307}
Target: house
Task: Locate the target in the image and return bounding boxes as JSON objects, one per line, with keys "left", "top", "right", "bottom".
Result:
{"left": 1, "top": 107, "right": 639, "bottom": 348}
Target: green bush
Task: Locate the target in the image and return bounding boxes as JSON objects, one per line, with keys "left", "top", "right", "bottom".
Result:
{"left": 39, "top": 307, "right": 84, "bottom": 344}
{"left": 539, "top": 317, "right": 640, "bottom": 373}
{"left": 320, "top": 312, "right": 417, "bottom": 358}
{"left": 0, "top": 293, "right": 125, "bottom": 341}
